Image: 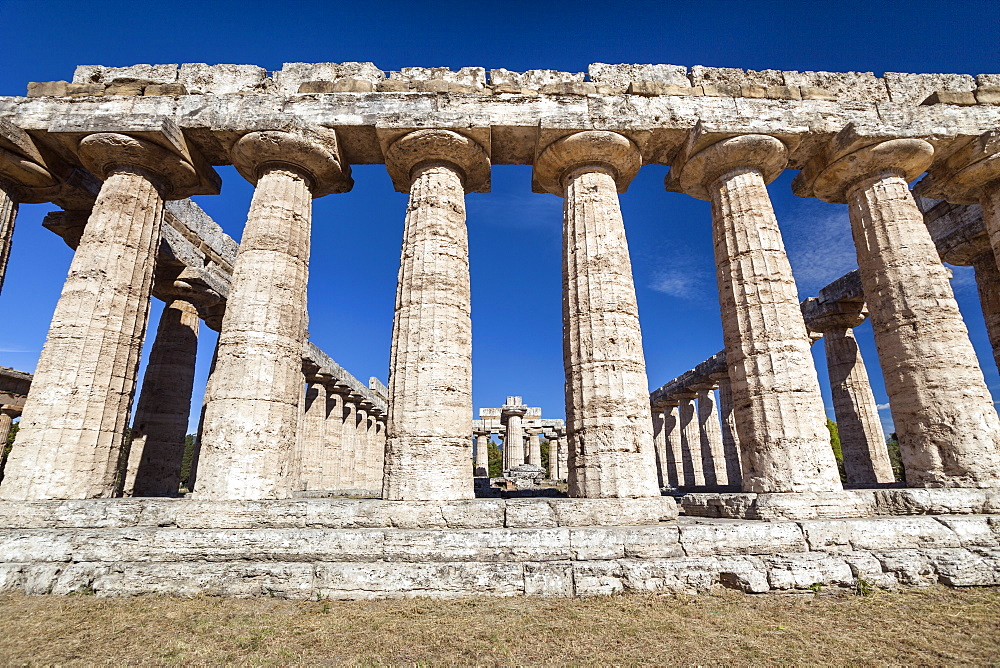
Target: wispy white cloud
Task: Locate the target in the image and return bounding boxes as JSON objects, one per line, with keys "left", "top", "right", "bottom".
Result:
{"left": 781, "top": 208, "right": 859, "bottom": 298}
{"left": 648, "top": 250, "right": 716, "bottom": 301}
{"left": 876, "top": 403, "right": 891, "bottom": 410}
{"left": 0, "top": 348, "right": 39, "bottom": 353}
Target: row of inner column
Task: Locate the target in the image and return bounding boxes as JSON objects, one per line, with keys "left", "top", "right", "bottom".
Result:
{"left": 2, "top": 123, "right": 1000, "bottom": 501}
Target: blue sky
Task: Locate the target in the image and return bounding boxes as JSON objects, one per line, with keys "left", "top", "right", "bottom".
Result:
{"left": 1, "top": 0, "right": 998, "bottom": 434}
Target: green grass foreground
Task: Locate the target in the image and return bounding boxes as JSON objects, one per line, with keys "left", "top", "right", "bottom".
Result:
{"left": 1, "top": 586, "right": 998, "bottom": 665}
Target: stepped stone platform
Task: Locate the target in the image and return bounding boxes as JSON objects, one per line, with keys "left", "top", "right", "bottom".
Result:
{"left": 0, "top": 496, "right": 999, "bottom": 599}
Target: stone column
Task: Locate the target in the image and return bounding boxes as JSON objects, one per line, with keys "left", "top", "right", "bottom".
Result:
{"left": 371, "top": 415, "right": 386, "bottom": 492}
{"left": 340, "top": 395, "right": 358, "bottom": 490}
{"left": 677, "top": 396, "right": 704, "bottom": 487}
{"left": 2, "top": 133, "right": 215, "bottom": 500}
{"left": 662, "top": 402, "right": 683, "bottom": 488}
{"left": 650, "top": 406, "right": 669, "bottom": 488}
{"left": 797, "top": 132, "right": 1000, "bottom": 487}
{"left": 809, "top": 307, "right": 894, "bottom": 485}
{"left": 292, "top": 373, "right": 331, "bottom": 492}
{"left": 503, "top": 411, "right": 526, "bottom": 469}
{"left": 474, "top": 432, "right": 490, "bottom": 476}
{"left": 716, "top": 375, "right": 742, "bottom": 487}
{"left": 322, "top": 389, "right": 344, "bottom": 491}
{"left": 355, "top": 401, "right": 371, "bottom": 490}
{"left": 382, "top": 130, "right": 489, "bottom": 501}
{"left": 535, "top": 131, "right": 660, "bottom": 498}
{"left": 668, "top": 132, "right": 842, "bottom": 494}
{"left": 526, "top": 429, "right": 542, "bottom": 467}
{"left": 0, "top": 408, "right": 14, "bottom": 451}
{"left": 123, "top": 298, "right": 201, "bottom": 497}
{"left": 971, "top": 251, "right": 1000, "bottom": 375}
{"left": 196, "top": 128, "right": 351, "bottom": 499}
{"left": 695, "top": 386, "right": 729, "bottom": 487}
{"left": 0, "top": 181, "right": 18, "bottom": 295}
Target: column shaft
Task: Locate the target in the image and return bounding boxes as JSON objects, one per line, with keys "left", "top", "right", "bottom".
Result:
{"left": 848, "top": 175, "right": 1000, "bottom": 486}
{"left": 505, "top": 415, "right": 525, "bottom": 468}
{"left": 972, "top": 251, "right": 1000, "bottom": 375}
{"left": 340, "top": 399, "right": 358, "bottom": 489}
{"left": 474, "top": 434, "right": 489, "bottom": 476}
{"left": 294, "top": 381, "right": 329, "bottom": 492}
{"left": 678, "top": 398, "right": 704, "bottom": 486}
{"left": 0, "top": 182, "right": 18, "bottom": 295}
{"left": 650, "top": 409, "right": 668, "bottom": 488}
{"left": 712, "top": 168, "right": 842, "bottom": 493}
{"left": 383, "top": 164, "right": 474, "bottom": 500}
{"left": 563, "top": 168, "right": 659, "bottom": 497}
{"left": 2, "top": 168, "right": 164, "bottom": 500}
{"left": 355, "top": 407, "right": 370, "bottom": 490}
{"left": 823, "top": 327, "right": 894, "bottom": 484}
{"left": 527, "top": 431, "right": 542, "bottom": 467}
{"left": 696, "top": 388, "right": 729, "bottom": 486}
{"left": 717, "top": 377, "right": 742, "bottom": 487}
{"left": 663, "top": 405, "right": 683, "bottom": 488}
{"left": 556, "top": 437, "right": 568, "bottom": 481}
{"left": 197, "top": 168, "right": 312, "bottom": 499}
{"left": 124, "top": 299, "right": 200, "bottom": 497}
{"left": 323, "top": 392, "right": 344, "bottom": 490}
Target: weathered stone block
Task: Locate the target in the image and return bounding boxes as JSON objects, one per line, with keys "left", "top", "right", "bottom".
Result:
{"left": 377, "top": 79, "right": 411, "bottom": 92}
{"left": 764, "top": 553, "right": 856, "bottom": 590}
{"left": 26, "top": 81, "right": 68, "bottom": 97}
{"left": 782, "top": 70, "right": 889, "bottom": 102}
{"left": 589, "top": 63, "right": 689, "bottom": 88}
{"left": 568, "top": 526, "right": 682, "bottom": 560}
{"left": 799, "top": 86, "right": 838, "bottom": 101}
{"left": 800, "top": 517, "right": 961, "bottom": 552}
{"left": 314, "top": 561, "right": 524, "bottom": 600}
{"left": 391, "top": 66, "right": 485, "bottom": 89}
{"left": 504, "top": 499, "right": 558, "bottom": 528}
{"left": 73, "top": 64, "right": 179, "bottom": 85}
{"left": 975, "top": 87, "right": 1000, "bottom": 104}
{"left": 381, "top": 528, "right": 570, "bottom": 563}
{"left": 415, "top": 79, "right": 480, "bottom": 93}
{"left": 489, "top": 69, "right": 584, "bottom": 88}
{"left": 679, "top": 520, "right": 807, "bottom": 556}
{"left": 178, "top": 63, "right": 270, "bottom": 94}
{"left": 275, "top": 62, "right": 385, "bottom": 94}
{"left": 701, "top": 83, "right": 740, "bottom": 97}
{"left": 871, "top": 488, "right": 1000, "bottom": 515}
{"left": 766, "top": 85, "right": 801, "bottom": 100}
{"left": 523, "top": 561, "right": 574, "bottom": 596}
{"left": 104, "top": 82, "right": 146, "bottom": 96}
{"left": 143, "top": 82, "right": 188, "bottom": 96}
{"left": 690, "top": 65, "right": 783, "bottom": 89}
{"left": 550, "top": 497, "right": 677, "bottom": 526}
{"left": 627, "top": 81, "right": 700, "bottom": 96}
{"left": 922, "top": 90, "right": 978, "bottom": 105}
{"left": 65, "top": 83, "right": 104, "bottom": 97}
{"left": 884, "top": 71, "right": 976, "bottom": 104}
{"left": 538, "top": 82, "right": 598, "bottom": 95}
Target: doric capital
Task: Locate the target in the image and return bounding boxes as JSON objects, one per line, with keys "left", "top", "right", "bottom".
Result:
{"left": 792, "top": 126, "right": 933, "bottom": 204}
{"left": 232, "top": 127, "right": 352, "bottom": 198}
{"left": 915, "top": 131, "right": 1000, "bottom": 204}
{"left": 666, "top": 133, "right": 788, "bottom": 201}
{"left": 801, "top": 297, "right": 867, "bottom": 333}
{"left": 534, "top": 130, "right": 641, "bottom": 196}
{"left": 77, "top": 132, "right": 215, "bottom": 199}
{"left": 0, "top": 146, "right": 58, "bottom": 202}
{"left": 384, "top": 129, "right": 490, "bottom": 194}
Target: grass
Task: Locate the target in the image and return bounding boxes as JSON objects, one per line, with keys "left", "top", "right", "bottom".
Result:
{"left": 1, "top": 586, "right": 998, "bottom": 665}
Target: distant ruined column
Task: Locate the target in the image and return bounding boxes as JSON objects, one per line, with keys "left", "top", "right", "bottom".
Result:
{"left": 808, "top": 306, "right": 894, "bottom": 485}
{"left": 340, "top": 395, "right": 358, "bottom": 490}
{"left": 474, "top": 432, "right": 490, "bottom": 477}
{"left": 556, "top": 434, "right": 569, "bottom": 481}
{"left": 798, "top": 131, "right": 1000, "bottom": 487}
{"left": 355, "top": 401, "right": 371, "bottom": 490}
{"left": 0, "top": 408, "right": 15, "bottom": 454}
{"left": 293, "top": 372, "right": 331, "bottom": 493}
{"left": 124, "top": 298, "right": 201, "bottom": 497}
{"left": 695, "top": 386, "right": 728, "bottom": 487}
{"left": 662, "top": 402, "right": 684, "bottom": 488}
{"left": 677, "top": 396, "right": 703, "bottom": 487}
{"left": 0, "top": 180, "right": 18, "bottom": 295}
{"left": 534, "top": 131, "right": 660, "bottom": 498}
{"left": 371, "top": 415, "right": 386, "bottom": 491}
{"left": 322, "top": 389, "right": 345, "bottom": 491}
{"left": 2, "top": 132, "right": 217, "bottom": 500}
{"left": 971, "top": 251, "right": 1000, "bottom": 374}
{"left": 382, "top": 130, "right": 490, "bottom": 501}
{"left": 526, "top": 429, "right": 542, "bottom": 467}
{"left": 197, "top": 128, "right": 351, "bottom": 500}
{"left": 668, "top": 131, "right": 842, "bottom": 494}
{"left": 650, "top": 406, "right": 668, "bottom": 488}
{"left": 715, "top": 375, "right": 742, "bottom": 487}
{"left": 503, "top": 409, "right": 526, "bottom": 469}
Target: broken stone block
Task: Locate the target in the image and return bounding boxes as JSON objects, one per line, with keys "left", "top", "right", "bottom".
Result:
{"left": 701, "top": 83, "right": 740, "bottom": 97}
{"left": 782, "top": 70, "right": 889, "bottom": 102}
{"left": 65, "top": 83, "right": 104, "bottom": 97}
{"left": 72, "top": 64, "right": 179, "bottom": 85}
{"left": 976, "top": 87, "right": 1000, "bottom": 104}
{"left": 274, "top": 62, "right": 385, "bottom": 94}
{"left": 766, "top": 85, "right": 801, "bottom": 100}
{"left": 539, "top": 82, "right": 597, "bottom": 95}
{"left": 391, "top": 66, "right": 486, "bottom": 89}
{"left": 178, "top": 63, "right": 270, "bottom": 94}
{"left": 884, "top": 71, "right": 975, "bottom": 104}
{"left": 627, "top": 81, "right": 699, "bottom": 96}
{"left": 143, "top": 83, "right": 188, "bottom": 96}
{"left": 922, "top": 90, "right": 978, "bottom": 105}
{"left": 415, "top": 79, "right": 480, "bottom": 93}
{"left": 589, "top": 63, "right": 689, "bottom": 88}
{"left": 799, "top": 86, "right": 838, "bottom": 101}
{"left": 377, "top": 79, "right": 411, "bottom": 92}
{"left": 489, "top": 69, "right": 584, "bottom": 89}
{"left": 690, "top": 65, "right": 783, "bottom": 89}
{"left": 104, "top": 81, "right": 146, "bottom": 96}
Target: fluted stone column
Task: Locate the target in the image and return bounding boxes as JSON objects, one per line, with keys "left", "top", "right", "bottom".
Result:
{"left": 662, "top": 403, "right": 683, "bottom": 488}
{"left": 797, "top": 132, "right": 1000, "bottom": 487}
{"left": 197, "top": 128, "right": 351, "bottom": 499}
{"left": 650, "top": 407, "right": 668, "bottom": 488}
{"left": 556, "top": 434, "right": 569, "bottom": 481}
{"left": 0, "top": 408, "right": 14, "bottom": 451}
{"left": 526, "top": 430, "right": 542, "bottom": 467}
{"left": 474, "top": 432, "right": 489, "bottom": 476}
{"left": 0, "top": 181, "right": 17, "bottom": 295}
{"left": 123, "top": 298, "right": 201, "bottom": 497}
{"left": 503, "top": 411, "right": 526, "bottom": 469}
{"left": 340, "top": 396, "right": 358, "bottom": 489}
{"left": 382, "top": 130, "right": 489, "bottom": 501}
{"left": 972, "top": 252, "right": 1000, "bottom": 374}
{"left": 322, "top": 390, "right": 345, "bottom": 490}
{"left": 2, "top": 133, "right": 216, "bottom": 500}
{"left": 371, "top": 416, "right": 386, "bottom": 491}
{"left": 810, "top": 308, "right": 894, "bottom": 485}
{"left": 293, "top": 375, "right": 331, "bottom": 492}
{"left": 668, "top": 132, "right": 842, "bottom": 494}
{"left": 188, "top": 338, "right": 221, "bottom": 493}
{"left": 696, "top": 387, "right": 729, "bottom": 487}
{"left": 535, "top": 131, "right": 660, "bottom": 498}
{"left": 716, "top": 376, "right": 742, "bottom": 487}
{"left": 355, "top": 402, "right": 371, "bottom": 490}
{"left": 677, "top": 396, "right": 704, "bottom": 487}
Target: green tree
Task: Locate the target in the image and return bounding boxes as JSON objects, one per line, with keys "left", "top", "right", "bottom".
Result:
{"left": 179, "top": 434, "right": 197, "bottom": 491}
{"left": 540, "top": 438, "right": 550, "bottom": 475}
{"left": 826, "top": 418, "right": 846, "bottom": 482}
{"left": 886, "top": 432, "right": 905, "bottom": 482}
{"left": 488, "top": 441, "right": 503, "bottom": 478}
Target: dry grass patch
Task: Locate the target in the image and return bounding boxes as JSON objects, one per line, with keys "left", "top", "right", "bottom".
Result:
{"left": 1, "top": 586, "right": 998, "bottom": 665}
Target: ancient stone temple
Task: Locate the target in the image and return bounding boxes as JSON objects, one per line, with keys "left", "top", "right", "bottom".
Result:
{"left": 0, "top": 61, "right": 999, "bottom": 598}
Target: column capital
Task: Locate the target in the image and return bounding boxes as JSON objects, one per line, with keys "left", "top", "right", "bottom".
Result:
{"left": 77, "top": 132, "right": 219, "bottom": 199}
{"left": 915, "top": 130, "right": 1000, "bottom": 204}
{"left": 801, "top": 298, "right": 867, "bottom": 333}
{"left": 792, "top": 126, "right": 933, "bottom": 204}
{"left": 232, "top": 127, "right": 352, "bottom": 198}
{"left": 384, "top": 129, "right": 490, "bottom": 194}
{"left": 534, "top": 130, "right": 640, "bottom": 196}
{"left": 665, "top": 130, "right": 788, "bottom": 201}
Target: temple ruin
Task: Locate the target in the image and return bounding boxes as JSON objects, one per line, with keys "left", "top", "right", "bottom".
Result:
{"left": 1, "top": 61, "right": 1000, "bottom": 598}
